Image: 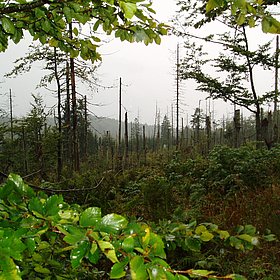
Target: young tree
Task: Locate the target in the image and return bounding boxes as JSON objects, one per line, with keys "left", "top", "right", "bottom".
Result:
{"left": 161, "top": 114, "right": 171, "bottom": 148}
{"left": 5, "top": 44, "right": 100, "bottom": 176}
{"left": 21, "top": 94, "right": 48, "bottom": 177}
{"left": 176, "top": 1, "right": 276, "bottom": 144}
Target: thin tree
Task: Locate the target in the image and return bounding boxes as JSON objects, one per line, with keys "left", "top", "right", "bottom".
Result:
{"left": 69, "top": 22, "right": 79, "bottom": 172}
{"left": 124, "top": 111, "right": 129, "bottom": 168}
{"left": 54, "top": 47, "right": 62, "bottom": 180}
{"left": 9, "top": 89, "right": 13, "bottom": 142}
{"left": 176, "top": 43, "right": 180, "bottom": 149}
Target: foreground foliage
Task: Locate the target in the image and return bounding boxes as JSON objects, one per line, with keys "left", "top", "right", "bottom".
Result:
{"left": 0, "top": 0, "right": 167, "bottom": 59}
{"left": 0, "top": 173, "right": 275, "bottom": 279}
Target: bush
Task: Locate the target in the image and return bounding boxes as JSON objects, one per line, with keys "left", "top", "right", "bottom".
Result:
{"left": 1, "top": 174, "right": 272, "bottom": 279}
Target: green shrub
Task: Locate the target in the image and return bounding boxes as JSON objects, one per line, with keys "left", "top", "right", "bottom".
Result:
{"left": 1, "top": 174, "right": 272, "bottom": 280}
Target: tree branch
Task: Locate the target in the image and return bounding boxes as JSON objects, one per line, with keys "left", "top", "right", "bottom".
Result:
{"left": 0, "top": 171, "right": 104, "bottom": 193}
{"left": 0, "top": 0, "right": 59, "bottom": 15}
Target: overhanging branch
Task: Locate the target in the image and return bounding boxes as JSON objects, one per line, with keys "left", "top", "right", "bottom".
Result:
{"left": 0, "top": 0, "right": 59, "bottom": 15}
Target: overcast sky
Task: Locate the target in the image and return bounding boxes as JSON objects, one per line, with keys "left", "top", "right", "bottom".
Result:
{"left": 0, "top": 0, "right": 278, "bottom": 125}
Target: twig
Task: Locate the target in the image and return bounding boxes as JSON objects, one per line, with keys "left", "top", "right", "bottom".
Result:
{"left": 0, "top": 171, "right": 104, "bottom": 193}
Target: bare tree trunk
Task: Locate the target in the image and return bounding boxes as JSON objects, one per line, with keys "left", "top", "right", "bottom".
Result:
{"left": 176, "top": 43, "right": 180, "bottom": 149}
{"left": 153, "top": 104, "right": 157, "bottom": 152}
{"left": 9, "top": 89, "right": 13, "bottom": 142}
{"left": 65, "top": 60, "right": 71, "bottom": 164}
{"left": 124, "top": 112, "right": 129, "bottom": 168}
{"left": 206, "top": 115, "right": 211, "bottom": 152}
{"left": 118, "top": 78, "right": 122, "bottom": 169}
{"left": 22, "top": 126, "right": 28, "bottom": 174}
{"left": 143, "top": 125, "right": 146, "bottom": 165}
{"left": 274, "top": 35, "right": 279, "bottom": 143}
{"left": 234, "top": 109, "right": 241, "bottom": 148}
{"left": 69, "top": 23, "right": 80, "bottom": 171}
{"left": 274, "top": 35, "right": 279, "bottom": 114}
{"left": 54, "top": 47, "right": 62, "bottom": 180}
{"left": 180, "top": 117, "right": 184, "bottom": 149}
{"left": 84, "top": 95, "right": 88, "bottom": 160}
{"left": 242, "top": 26, "right": 262, "bottom": 145}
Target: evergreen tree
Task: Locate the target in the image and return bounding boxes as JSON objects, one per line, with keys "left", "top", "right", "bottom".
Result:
{"left": 161, "top": 114, "right": 171, "bottom": 147}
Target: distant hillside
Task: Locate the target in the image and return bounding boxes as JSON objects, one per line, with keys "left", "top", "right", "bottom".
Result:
{"left": 88, "top": 115, "right": 155, "bottom": 138}
{"left": 0, "top": 115, "right": 155, "bottom": 139}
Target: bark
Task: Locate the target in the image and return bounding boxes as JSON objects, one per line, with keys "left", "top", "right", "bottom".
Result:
{"left": 54, "top": 47, "right": 63, "bottom": 180}
{"left": 242, "top": 26, "right": 262, "bottom": 144}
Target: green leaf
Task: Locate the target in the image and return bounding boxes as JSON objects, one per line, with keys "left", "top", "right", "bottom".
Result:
{"left": 0, "top": 257, "right": 21, "bottom": 280}
{"left": 243, "top": 225, "right": 256, "bottom": 235}
{"left": 11, "top": 29, "right": 23, "bottom": 44}
{"left": 70, "top": 241, "right": 90, "bottom": 269}
{"left": 63, "top": 226, "right": 86, "bottom": 245}
{"left": 6, "top": 174, "right": 34, "bottom": 198}
{"left": 100, "top": 213, "right": 128, "bottom": 234}
{"left": 110, "top": 258, "right": 129, "bottom": 279}
{"left": 79, "top": 207, "right": 101, "bottom": 227}
{"left": 34, "top": 265, "right": 51, "bottom": 274}
{"left": 200, "top": 231, "right": 214, "bottom": 242}
{"left": 230, "top": 236, "right": 244, "bottom": 250}
{"left": 122, "top": 236, "right": 135, "bottom": 253}
{"left": 238, "top": 234, "right": 253, "bottom": 243}
{"left": 206, "top": 0, "right": 223, "bottom": 13}
{"left": 28, "top": 197, "right": 44, "bottom": 217}
{"left": 98, "top": 240, "right": 118, "bottom": 263}
{"left": 73, "top": 27, "right": 79, "bottom": 36}
{"left": 32, "top": 253, "right": 43, "bottom": 262}
{"left": 45, "top": 195, "right": 63, "bottom": 217}
{"left": 264, "top": 234, "right": 277, "bottom": 242}
{"left": 130, "top": 256, "right": 148, "bottom": 280}
{"left": 63, "top": 6, "right": 72, "bottom": 23}
{"left": 149, "top": 232, "right": 166, "bottom": 258}
{"left": 248, "top": 16, "right": 255, "bottom": 28}
{"left": 142, "top": 226, "right": 151, "bottom": 247}
{"left": 0, "top": 234, "right": 26, "bottom": 261}
{"left": 1, "top": 17, "right": 16, "bottom": 34}
{"left": 195, "top": 225, "right": 207, "bottom": 235}
{"left": 88, "top": 242, "right": 100, "bottom": 264}
{"left": 185, "top": 237, "right": 201, "bottom": 251}
{"left": 154, "top": 35, "right": 161, "bottom": 45}
{"left": 236, "top": 13, "right": 246, "bottom": 25}
{"left": 35, "top": 8, "right": 46, "bottom": 18}
{"left": 147, "top": 266, "right": 169, "bottom": 280}
{"left": 49, "top": 38, "right": 59, "bottom": 47}
{"left": 119, "top": 1, "right": 137, "bottom": 19}
{"left": 24, "top": 238, "right": 36, "bottom": 253}
{"left": 217, "top": 230, "right": 230, "bottom": 240}
{"left": 262, "top": 16, "right": 280, "bottom": 34}
{"left": 41, "top": 19, "right": 51, "bottom": 33}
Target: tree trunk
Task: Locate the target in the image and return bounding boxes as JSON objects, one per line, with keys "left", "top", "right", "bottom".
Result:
{"left": 54, "top": 47, "right": 62, "bottom": 180}
{"left": 84, "top": 95, "right": 88, "bottom": 161}
{"left": 124, "top": 112, "right": 129, "bottom": 168}
{"left": 69, "top": 23, "right": 80, "bottom": 171}
{"left": 242, "top": 26, "right": 262, "bottom": 145}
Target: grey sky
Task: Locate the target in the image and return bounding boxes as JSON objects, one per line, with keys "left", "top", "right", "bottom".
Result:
{"left": 0, "top": 0, "right": 182, "bottom": 125}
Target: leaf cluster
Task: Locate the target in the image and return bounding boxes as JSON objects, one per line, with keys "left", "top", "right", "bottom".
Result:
{"left": 0, "top": 0, "right": 168, "bottom": 61}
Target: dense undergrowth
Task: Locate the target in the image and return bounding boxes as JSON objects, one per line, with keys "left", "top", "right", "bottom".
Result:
{"left": 1, "top": 145, "right": 280, "bottom": 279}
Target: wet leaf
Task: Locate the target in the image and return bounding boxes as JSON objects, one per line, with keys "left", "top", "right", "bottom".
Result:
{"left": 130, "top": 256, "right": 147, "bottom": 280}
{"left": 79, "top": 207, "right": 101, "bottom": 227}
{"left": 70, "top": 241, "right": 90, "bottom": 269}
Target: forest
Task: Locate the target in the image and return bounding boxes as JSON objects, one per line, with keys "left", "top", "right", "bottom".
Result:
{"left": 0, "top": 0, "right": 280, "bottom": 279}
